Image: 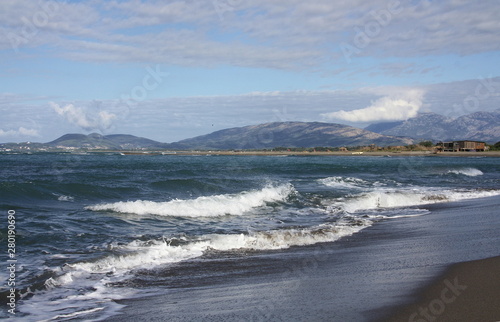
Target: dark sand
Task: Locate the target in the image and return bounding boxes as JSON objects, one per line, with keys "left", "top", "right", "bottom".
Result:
{"left": 384, "top": 256, "right": 500, "bottom": 322}
{"left": 109, "top": 195, "right": 500, "bottom": 321}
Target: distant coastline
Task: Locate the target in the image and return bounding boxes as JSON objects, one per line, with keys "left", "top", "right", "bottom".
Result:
{"left": 116, "top": 150, "right": 500, "bottom": 157}
{"left": 2, "top": 118, "right": 499, "bottom": 153}
{"left": 2, "top": 125, "right": 499, "bottom": 156}
{"left": 4, "top": 150, "right": 498, "bottom": 157}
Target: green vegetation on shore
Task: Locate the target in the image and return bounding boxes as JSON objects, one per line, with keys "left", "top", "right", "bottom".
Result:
{"left": 487, "top": 141, "right": 500, "bottom": 151}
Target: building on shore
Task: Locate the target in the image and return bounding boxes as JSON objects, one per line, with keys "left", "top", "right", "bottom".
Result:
{"left": 437, "top": 140, "right": 486, "bottom": 152}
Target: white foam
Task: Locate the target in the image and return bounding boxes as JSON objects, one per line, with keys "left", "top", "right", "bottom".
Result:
{"left": 42, "top": 307, "right": 105, "bottom": 321}
{"left": 57, "top": 223, "right": 365, "bottom": 278}
{"left": 319, "top": 176, "right": 370, "bottom": 189}
{"left": 21, "top": 279, "right": 130, "bottom": 322}
{"left": 446, "top": 168, "right": 484, "bottom": 176}
{"left": 48, "top": 254, "right": 69, "bottom": 259}
{"left": 26, "top": 220, "right": 368, "bottom": 320}
{"left": 53, "top": 193, "right": 74, "bottom": 202}
{"left": 21, "top": 220, "right": 365, "bottom": 321}
{"left": 87, "top": 184, "right": 295, "bottom": 217}
{"left": 364, "top": 208, "right": 429, "bottom": 219}
{"left": 318, "top": 176, "right": 391, "bottom": 191}
{"left": 329, "top": 188, "right": 500, "bottom": 213}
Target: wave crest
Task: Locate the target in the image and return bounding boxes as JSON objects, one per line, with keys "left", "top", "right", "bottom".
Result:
{"left": 52, "top": 222, "right": 367, "bottom": 281}
{"left": 86, "top": 184, "right": 295, "bottom": 217}
{"left": 329, "top": 188, "right": 500, "bottom": 213}
{"left": 446, "top": 168, "right": 483, "bottom": 176}
{"left": 319, "top": 176, "right": 371, "bottom": 189}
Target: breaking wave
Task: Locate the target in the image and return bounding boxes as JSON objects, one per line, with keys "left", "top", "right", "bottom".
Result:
{"left": 37, "top": 220, "right": 370, "bottom": 319}
{"left": 29, "top": 219, "right": 373, "bottom": 320}
{"left": 318, "top": 176, "right": 371, "bottom": 189}
{"left": 30, "top": 220, "right": 368, "bottom": 318}
{"left": 45, "top": 222, "right": 367, "bottom": 287}
{"left": 328, "top": 188, "right": 500, "bottom": 213}
{"left": 87, "top": 184, "right": 295, "bottom": 217}
{"left": 446, "top": 168, "right": 484, "bottom": 176}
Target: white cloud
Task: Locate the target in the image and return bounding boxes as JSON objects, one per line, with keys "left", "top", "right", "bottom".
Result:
{"left": 321, "top": 89, "right": 424, "bottom": 122}
{"left": 2, "top": 1, "right": 499, "bottom": 69}
{"left": 98, "top": 110, "right": 117, "bottom": 129}
{"left": 18, "top": 127, "right": 39, "bottom": 136}
{"left": 50, "top": 102, "right": 117, "bottom": 132}
{"left": 2, "top": 78, "right": 499, "bottom": 143}
{"left": 0, "top": 127, "right": 39, "bottom": 137}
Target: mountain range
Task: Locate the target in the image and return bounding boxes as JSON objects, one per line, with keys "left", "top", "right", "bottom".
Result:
{"left": 167, "top": 122, "right": 412, "bottom": 150}
{"left": 365, "top": 109, "right": 500, "bottom": 142}
{"left": 26, "top": 122, "right": 412, "bottom": 150}
{"left": 47, "top": 133, "right": 166, "bottom": 149}
{"left": 2, "top": 110, "right": 498, "bottom": 151}
{"left": 1, "top": 122, "right": 412, "bottom": 151}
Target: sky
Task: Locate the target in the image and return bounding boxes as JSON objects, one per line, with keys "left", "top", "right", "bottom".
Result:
{"left": 1, "top": 0, "right": 500, "bottom": 143}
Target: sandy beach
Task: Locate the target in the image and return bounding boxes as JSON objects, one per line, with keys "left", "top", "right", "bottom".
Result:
{"left": 108, "top": 195, "right": 500, "bottom": 321}
{"left": 383, "top": 256, "right": 500, "bottom": 322}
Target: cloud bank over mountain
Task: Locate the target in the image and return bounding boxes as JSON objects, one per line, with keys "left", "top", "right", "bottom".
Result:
{"left": 322, "top": 89, "right": 424, "bottom": 122}
{"left": 50, "top": 102, "right": 117, "bottom": 132}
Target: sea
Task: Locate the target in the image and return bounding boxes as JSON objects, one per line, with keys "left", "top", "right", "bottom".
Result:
{"left": 0, "top": 153, "right": 499, "bottom": 320}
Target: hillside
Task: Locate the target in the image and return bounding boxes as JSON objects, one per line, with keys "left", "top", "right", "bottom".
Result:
{"left": 167, "top": 122, "right": 413, "bottom": 150}
{"left": 47, "top": 133, "right": 165, "bottom": 149}
{"left": 366, "top": 110, "right": 500, "bottom": 142}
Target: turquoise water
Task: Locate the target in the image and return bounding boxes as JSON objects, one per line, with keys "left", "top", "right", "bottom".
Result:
{"left": 0, "top": 154, "right": 499, "bottom": 320}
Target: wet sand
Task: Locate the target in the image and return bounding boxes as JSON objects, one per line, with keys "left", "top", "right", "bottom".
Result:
{"left": 109, "top": 195, "right": 500, "bottom": 321}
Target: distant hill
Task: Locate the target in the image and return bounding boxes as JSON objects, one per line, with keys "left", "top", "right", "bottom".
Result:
{"left": 364, "top": 120, "right": 404, "bottom": 133}
{"left": 167, "top": 122, "right": 413, "bottom": 150}
{"left": 47, "top": 133, "right": 165, "bottom": 149}
{"left": 41, "top": 123, "right": 412, "bottom": 151}
{"left": 15, "top": 115, "right": 500, "bottom": 152}
{"left": 366, "top": 110, "right": 500, "bottom": 142}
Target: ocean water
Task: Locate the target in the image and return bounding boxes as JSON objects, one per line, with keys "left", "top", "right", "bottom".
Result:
{"left": 0, "top": 153, "right": 499, "bottom": 320}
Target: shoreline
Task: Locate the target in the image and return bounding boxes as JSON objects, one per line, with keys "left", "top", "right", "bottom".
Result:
{"left": 120, "top": 150, "right": 500, "bottom": 157}
{"left": 3, "top": 150, "right": 500, "bottom": 157}
{"left": 108, "top": 195, "right": 500, "bottom": 321}
{"left": 382, "top": 256, "right": 500, "bottom": 322}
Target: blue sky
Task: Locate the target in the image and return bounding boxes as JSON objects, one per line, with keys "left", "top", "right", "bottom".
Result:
{"left": 1, "top": 0, "right": 499, "bottom": 142}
